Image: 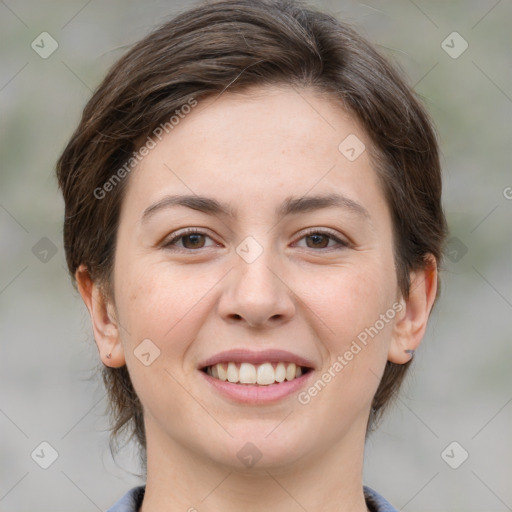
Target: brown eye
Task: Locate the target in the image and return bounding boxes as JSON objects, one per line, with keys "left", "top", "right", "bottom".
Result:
{"left": 181, "top": 233, "right": 206, "bottom": 249}
{"left": 294, "top": 230, "right": 350, "bottom": 251}
{"left": 163, "top": 229, "right": 216, "bottom": 251}
{"left": 305, "top": 233, "right": 330, "bottom": 249}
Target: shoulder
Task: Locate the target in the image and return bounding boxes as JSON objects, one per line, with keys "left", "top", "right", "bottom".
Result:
{"left": 106, "top": 485, "right": 146, "bottom": 512}
{"left": 364, "top": 485, "right": 399, "bottom": 512}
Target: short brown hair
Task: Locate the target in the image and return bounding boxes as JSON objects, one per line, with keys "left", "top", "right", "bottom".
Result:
{"left": 56, "top": 0, "right": 447, "bottom": 474}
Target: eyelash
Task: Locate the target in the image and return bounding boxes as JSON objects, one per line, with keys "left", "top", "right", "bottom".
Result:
{"left": 163, "top": 228, "right": 350, "bottom": 252}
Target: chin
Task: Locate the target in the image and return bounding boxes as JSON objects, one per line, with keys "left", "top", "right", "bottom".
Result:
{"left": 207, "top": 427, "right": 311, "bottom": 472}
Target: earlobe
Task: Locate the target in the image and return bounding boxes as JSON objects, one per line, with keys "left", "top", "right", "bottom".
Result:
{"left": 388, "top": 256, "right": 438, "bottom": 364}
{"left": 75, "top": 264, "right": 126, "bottom": 368}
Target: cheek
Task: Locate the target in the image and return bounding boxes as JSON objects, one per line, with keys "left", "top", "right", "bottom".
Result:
{"left": 114, "top": 260, "right": 221, "bottom": 353}
{"left": 297, "top": 265, "right": 397, "bottom": 420}
{"left": 300, "top": 258, "right": 397, "bottom": 341}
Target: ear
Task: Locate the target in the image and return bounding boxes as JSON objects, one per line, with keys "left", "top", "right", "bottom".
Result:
{"left": 388, "top": 256, "right": 438, "bottom": 364}
{"left": 75, "top": 264, "right": 126, "bottom": 368}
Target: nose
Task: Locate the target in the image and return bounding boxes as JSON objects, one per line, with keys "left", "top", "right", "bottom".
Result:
{"left": 217, "top": 245, "right": 296, "bottom": 328}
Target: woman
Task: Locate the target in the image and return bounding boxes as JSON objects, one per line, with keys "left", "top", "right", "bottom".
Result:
{"left": 56, "top": 1, "right": 447, "bottom": 510}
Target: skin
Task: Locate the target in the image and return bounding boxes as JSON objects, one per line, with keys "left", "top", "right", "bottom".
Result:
{"left": 76, "top": 85, "right": 437, "bottom": 512}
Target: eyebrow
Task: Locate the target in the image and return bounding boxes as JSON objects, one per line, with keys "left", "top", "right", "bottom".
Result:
{"left": 141, "top": 193, "right": 370, "bottom": 223}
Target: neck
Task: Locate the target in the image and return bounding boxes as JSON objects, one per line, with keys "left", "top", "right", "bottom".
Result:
{"left": 139, "top": 420, "right": 369, "bottom": 512}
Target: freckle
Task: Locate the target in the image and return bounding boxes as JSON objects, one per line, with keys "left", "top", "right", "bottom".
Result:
{"left": 128, "top": 286, "right": 138, "bottom": 302}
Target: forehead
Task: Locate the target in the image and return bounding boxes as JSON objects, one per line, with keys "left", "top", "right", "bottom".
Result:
{"left": 122, "top": 85, "right": 388, "bottom": 221}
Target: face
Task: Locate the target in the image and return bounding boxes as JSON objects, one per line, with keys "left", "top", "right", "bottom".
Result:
{"left": 84, "top": 86, "right": 432, "bottom": 474}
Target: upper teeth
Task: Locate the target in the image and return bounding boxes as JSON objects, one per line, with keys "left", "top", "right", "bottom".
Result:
{"left": 206, "top": 362, "right": 304, "bottom": 385}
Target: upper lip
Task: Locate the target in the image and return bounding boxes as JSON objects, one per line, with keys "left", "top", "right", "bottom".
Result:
{"left": 199, "top": 349, "right": 315, "bottom": 370}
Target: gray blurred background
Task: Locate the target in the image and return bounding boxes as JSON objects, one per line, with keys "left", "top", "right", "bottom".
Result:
{"left": 1, "top": 0, "right": 511, "bottom": 510}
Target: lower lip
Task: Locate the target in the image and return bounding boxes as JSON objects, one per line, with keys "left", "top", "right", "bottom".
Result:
{"left": 200, "top": 369, "right": 314, "bottom": 404}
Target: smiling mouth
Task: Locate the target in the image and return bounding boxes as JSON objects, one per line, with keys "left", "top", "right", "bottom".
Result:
{"left": 201, "top": 361, "right": 312, "bottom": 386}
